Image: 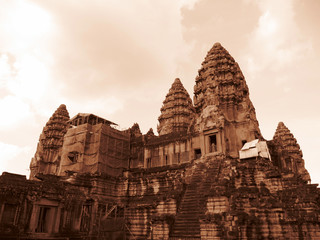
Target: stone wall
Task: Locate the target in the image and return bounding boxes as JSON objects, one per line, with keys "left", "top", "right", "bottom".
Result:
{"left": 124, "top": 165, "right": 187, "bottom": 239}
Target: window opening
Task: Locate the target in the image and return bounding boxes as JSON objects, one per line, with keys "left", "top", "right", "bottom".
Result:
{"left": 285, "top": 158, "right": 293, "bottom": 171}
{"left": 165, "top": 155, "right": 168, "bottom": 165}
{"left": 1, "top": 204, "right": 17, "bottom": 225}
{"left": 80, "top": 204, "right": 92, "bottom": 232}
{"left": 117, "top": 207, "right": 124, "bottom": 218}
{"left": 68, "top": 151, "right": 79, "bottom": 163}
{"left": 194, "top": 149, "right": 201, "bottom": 159}
{"left": 209, "top": 135, "right": 217, "bottom": 152}
{"left": 36, "top": 207, "right": 51, "bottom": 233}
{"left": 147, "top": 157, "right": 151, "bottom": 168}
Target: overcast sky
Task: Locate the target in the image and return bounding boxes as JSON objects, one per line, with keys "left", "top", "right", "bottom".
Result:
{"left": 0, "top": 0, "right": 319, "bottom": 183}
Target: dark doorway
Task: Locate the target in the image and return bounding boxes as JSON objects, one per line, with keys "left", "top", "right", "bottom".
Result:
{"left": 147, "top": 157, "right": 151, "bottom": 168}
{"left": 194, "top": 149, "right": 201, "bottom": 159}
{"left": 209, "top": 135, "right": 217, "bottom": 152}
{"left": 36, "top": 207, "right": 51, "bottom": 233}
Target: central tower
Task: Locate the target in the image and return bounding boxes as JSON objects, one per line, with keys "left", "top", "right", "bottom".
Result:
{"left": 193, "top": 43, "right": 262, "bottom": 157}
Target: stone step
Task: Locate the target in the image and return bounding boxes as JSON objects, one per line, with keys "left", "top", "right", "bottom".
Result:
{"left": 176, "top": 209, "right": 199, "bottom": 212}
{"left": 171, "top": 164, "right": 216, "bottom": 239}
{"left": 173, "top": 228, "right": 200, "bottom": 236}
{"left": 170, "top": 236, "right": 201, "bottom": 239}
{"left": 175, "top": 214, "right": 199, "bottom": 218}
{"left": 170, "top": 234, "right": 201, "bottom": 238}
{"left": 173, "top": 224, "right": 200, "bottom": 229}
{"left": 181, "top": 195, "right": 199, "bottom": 199}
{"left": 180, "top": 198, "right": 198, "bottom": 201}
{"left": 175, "top": 216, "right": 199, "bottom": 220}
{"left": 182, "top": 193, "right": 198, "bottom": 196}
{"left": 180, "top": 199, "right": 199, "bottom": 203}
{"left": 180, "top": 200, "right": 199, "bottom": 204}
{"left": 177, "top": 209, "right": 199, "bottom": 213}
{"left": 180, "top": 202, "right": 199, "bottom": 205}
{"left": 174, "top": 218, "right": 199, "bottom": 222}
{"left": 171, "top": 231, "right": 200, "bottom": 236}
{"left": 175, "top": 220, "right": 199, "bottom": 224}
{"left": 176, "top": 210, "right": 199, "bottom": 214}
{"left": 175, "top": 217, "right": 199, "bottom": 221}
{"left": 174, "top": 217, "right": 199, "bottom": 221}
{"left": 173, "top": 225, "right": 200, "bottom": 230}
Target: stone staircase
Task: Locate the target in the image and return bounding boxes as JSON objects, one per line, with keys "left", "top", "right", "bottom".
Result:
{"left": 170, "top": 157, "right": 223, "bottom": 240}
{"left": 198, "top": 158, "right": 222, "bottom": 209}
{"left": 170, "top": 162, "right": 206, "bottom": 239}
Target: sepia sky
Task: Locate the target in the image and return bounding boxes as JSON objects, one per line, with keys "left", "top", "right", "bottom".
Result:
{"left": 0, "top": 0, "right": 319, "bottom": 182}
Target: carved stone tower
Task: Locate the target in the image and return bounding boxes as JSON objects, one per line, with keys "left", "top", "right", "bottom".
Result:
{"left": 272, "top": 122, "right": 311, "bottom": 182}
{"left": 30, "top": 104, "right": 70, "bottom": 179}
{"left": 157, "top": 78, "right": 195, "bottom": 135}
{"left": 193, "top": 43, "right": 262, "bottom": 157}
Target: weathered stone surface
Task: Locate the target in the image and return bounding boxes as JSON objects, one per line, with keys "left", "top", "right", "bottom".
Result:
{"left": 158, "top": 78, "right": 195, "bottom": 135}
{"left": 1, "top": 42, "right": 319, "bottom": 240}
{"left": 193, "top": 43, "right": 262, "bottom": 157}
{"left": 194, "top": 43, "right": 251, "bottom": 114}
{"left": 271, "top": 122, "right": 311, "bottom": 183}
{"left": 29, "top": 104, "right": 69, "bottom": 179}
{"left": 146, "top": 128, "right": 155, "bottom": 137}
{"left": 130, "top": 123, "right": 142, "bottom": 137}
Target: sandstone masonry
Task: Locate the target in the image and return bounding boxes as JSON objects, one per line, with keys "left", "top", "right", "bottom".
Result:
{"left": 0, "top": 43, "right": 319, "bottom": 240}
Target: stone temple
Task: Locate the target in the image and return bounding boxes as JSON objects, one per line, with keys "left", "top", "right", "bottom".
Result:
{"left": 0, "top": 43, "right": 319, "bottom": 240}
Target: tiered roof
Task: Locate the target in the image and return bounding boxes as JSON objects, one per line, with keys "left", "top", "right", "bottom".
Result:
{"left": 194, "top": 42, "right": 251, "bottom": 113}
{"left": 273, "top": 122, "right": 310, "bottom": 182}
{"left": 41, "top": 104, "right": 70, "bottom": 150}
{"left": 157, "top": 78, "right": 195, "bottom": 135}
{"left": 273, "top": 122, "right": 302, "bottom": 155}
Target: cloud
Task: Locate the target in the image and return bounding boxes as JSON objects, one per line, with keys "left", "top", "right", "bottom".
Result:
{"left": 30, "top": 0, "right": 194, "bottom": 98}
{"left": 0, "top": 95, "right": 33, "bottom": 129}
{"left": 0, "top": 142, "right": 32, "bottom": 175}
{"left": 244, "top": 0, "right": 312, "bottom": 72}
{"left": 240, "top": 0, "right": 317, "bottom": 120}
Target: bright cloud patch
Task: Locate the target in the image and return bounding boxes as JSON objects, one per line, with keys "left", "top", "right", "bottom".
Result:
{"left": 0, "top": 95, "right": 32, "bottom": 129}
{"left": 7, "top": 54, "right": 50, "bottom": 101}
{"left": 258, "top": 11, "right": 278, "bottom": 36}
{"left": 0, "top": 142, "right": 31, "bottom": 176}
{"left": 1, "top": 0, "right": 54, "bottom": 52}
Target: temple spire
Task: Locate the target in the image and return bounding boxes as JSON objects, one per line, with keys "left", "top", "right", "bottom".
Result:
{"left": 273, "top": 122, "right": 310, "bottom": 182}
{"left": 30, "top": 104, "right": 70, "bottom": 179}
{"left": 194, "top": 42, "right": 253, "bottom": 116}
{"left": 193, "top": 42, "right": 262, "bottom": 157}
{"left": 157, "top": 78, "right": 195, "bottom": 135}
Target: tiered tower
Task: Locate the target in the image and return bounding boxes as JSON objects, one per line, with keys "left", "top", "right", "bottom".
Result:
{"left": 2, "top": 42, "right": 320, "bottom": 240}
{"left": 30, "top": 104, "right": 70, "bottom": 179}
{"left": 273, "top": 122, "right": 310, "bottom": 182}
{"left": 157, "top": 78, "right": 195, "bottom": 135}
{"left": 193, "top": 43, "right": 262, "bottom": 156}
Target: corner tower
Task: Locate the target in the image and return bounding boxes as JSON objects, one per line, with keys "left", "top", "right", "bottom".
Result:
{"left": 272, "top": 122, "right": 310, "bottom": 182}
{"left": 30, "top": 104, "right": 70, "bottom": 179}
{"left": 193, "top": 43, "right": 261, "bottom": 157}
{"left": 157, "top": 78, "right": 195, "bottom": 135}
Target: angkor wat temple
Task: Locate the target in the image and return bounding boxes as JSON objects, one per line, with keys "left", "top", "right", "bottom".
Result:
{"left": 1, "top": 43, "right": 319, "bottom": 239}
